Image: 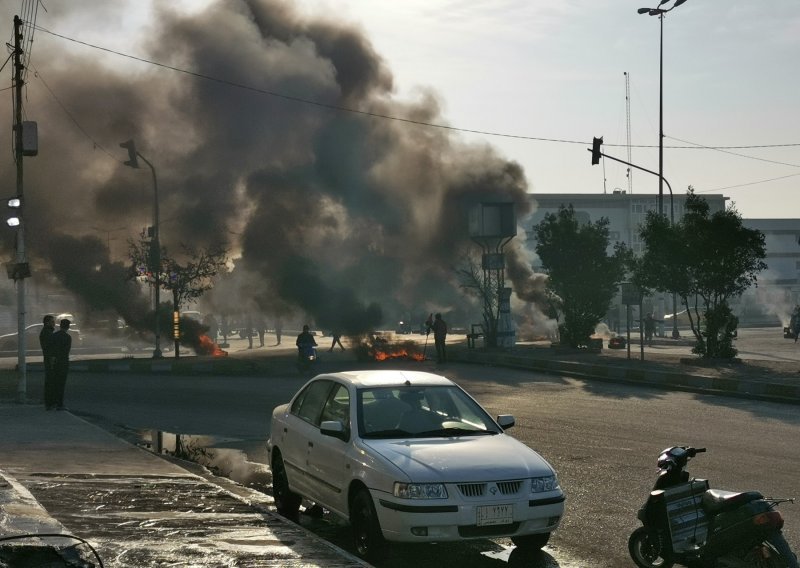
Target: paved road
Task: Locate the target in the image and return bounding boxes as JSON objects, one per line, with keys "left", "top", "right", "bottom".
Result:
{"left": 21, "top": 353, "right": 798, "bottom": 567}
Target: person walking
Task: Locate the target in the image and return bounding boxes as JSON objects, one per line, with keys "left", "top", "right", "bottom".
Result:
{"left": 432, "top": 313, "right": 448, "bottom": 364}
{"left": 255, "top": 314, "right": 265, "bottom": 347}
{"left": 38, "top": 315, "right": 56, "bottom": 410}
{"left": 50, "top": 318, "right": 73, "bottom": 410}
{"left": 643, "top": 312, "right": 663, "bottom": 346}
{"left": 245, "top": 314, "right": 254, "bottom": 349}
{"left": 329, "top": 328, "right": 345, "bottom": 352}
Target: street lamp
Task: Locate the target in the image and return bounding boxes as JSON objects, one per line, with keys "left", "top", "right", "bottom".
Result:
{"left": 120, "top": 139, "right": 163, "bottom": 358}
{"left": 638, "top": 0, "right": 688, "bottom": 217}
{"left": 638, "top": 0, "right": 687, "bottom": 339}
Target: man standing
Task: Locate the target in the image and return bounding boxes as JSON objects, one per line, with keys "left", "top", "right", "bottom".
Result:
{"left": 38, "top": 315, "right": 56, "bottom": 410}
{"left": 50, "top": 319, "right": 73, "bottom": 411}
{"left": 432, "top": 313, "right": 448, "bottom": 364}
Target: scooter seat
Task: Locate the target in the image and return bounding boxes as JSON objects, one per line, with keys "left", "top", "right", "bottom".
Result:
{"left": 702, "top": 489, "right": 763, "bottom": 515}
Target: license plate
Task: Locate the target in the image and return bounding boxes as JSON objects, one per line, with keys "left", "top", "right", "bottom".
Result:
{"left": 476, "top": 504, "right": 513, "bottom": 526}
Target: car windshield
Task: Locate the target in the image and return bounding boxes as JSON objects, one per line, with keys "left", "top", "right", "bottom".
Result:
{"left": 358, "top": 385, "right": 502, "bottom": 439}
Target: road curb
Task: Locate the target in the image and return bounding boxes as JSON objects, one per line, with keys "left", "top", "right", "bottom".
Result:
{"left": 456, "top": 351, "right": 800, "bottom": 405}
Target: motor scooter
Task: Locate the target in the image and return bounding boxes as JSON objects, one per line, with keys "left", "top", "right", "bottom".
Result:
{"left": 296, "top": 343, "right": 317, "bottom": 375}
{"left": 629, "top": 446, "right": 797, "bottom": 568}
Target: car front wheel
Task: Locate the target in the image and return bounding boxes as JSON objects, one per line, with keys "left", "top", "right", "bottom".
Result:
{"left": 271, "top": 452, "right": 301, "bottom": 521}
{"left": 351, "top": 488, "right": 385, "bottom": 561}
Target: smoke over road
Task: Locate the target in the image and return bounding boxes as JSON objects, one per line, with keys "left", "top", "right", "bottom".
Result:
{"left": 0, "top": 0, "right": 542, "bottom": 332}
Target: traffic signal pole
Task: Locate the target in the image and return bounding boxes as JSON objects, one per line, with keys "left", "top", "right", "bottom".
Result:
{"left": 590, "top": 139, "right": 681, "bottom": 340}
{"left": 588, "top": 144, "right": 674, "bottom": 222}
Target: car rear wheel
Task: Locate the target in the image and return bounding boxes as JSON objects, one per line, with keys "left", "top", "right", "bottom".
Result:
{"left": 271, "top": 452, "right": 301, "bottom": 521}
{"left": 351, "top": 488, "right": 385, "bottom": 561}
{"left": 512, "top": 532, "right": 550, "bottom": 550}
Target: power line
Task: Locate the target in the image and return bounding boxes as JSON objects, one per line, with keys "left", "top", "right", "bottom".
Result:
{"left": 32, "top": 24, "right": 800, "bottom": 152}
{"left": 29, "top": 63, "right": 122, "bottom": 162}
{"left": 666, "top": 135, "right": 800, "bottom": 168}
{"left": 695, "top": 172, "right": 800, "bottom": 193}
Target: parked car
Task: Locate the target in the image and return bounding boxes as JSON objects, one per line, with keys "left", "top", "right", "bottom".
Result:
{"left": 267, "top": 370, "right": 565, "bottom": 561}
{"left": 0, "top": 323, "right": 82, "bottom": 352}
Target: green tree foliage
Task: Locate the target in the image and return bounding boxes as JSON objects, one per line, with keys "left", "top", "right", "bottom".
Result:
{"left": 534, "top": 205, "right": 627, "bottom": 348}
{"left": 636, "top": 190, "right": 766, "bottom": 358}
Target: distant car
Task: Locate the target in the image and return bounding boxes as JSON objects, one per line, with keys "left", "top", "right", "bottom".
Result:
{"left": 0, "top": 323, "right": 82, "bottom": 352}
{"left": 267, "top": 370, "right": 565, "bottom": 561}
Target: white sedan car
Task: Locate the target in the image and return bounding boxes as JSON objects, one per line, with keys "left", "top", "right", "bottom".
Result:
{"left": 267, "top": 370, "right": 565, "bottom": 560}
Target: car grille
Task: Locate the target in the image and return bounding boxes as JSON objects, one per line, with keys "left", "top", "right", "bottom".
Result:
{"left": 457, "top": 480, "right": 523, "bottom": 498}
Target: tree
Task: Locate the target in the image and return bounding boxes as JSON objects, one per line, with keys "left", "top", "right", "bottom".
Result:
{"left": 457, "top": 253, "right": 502, "bottom": 348}
{"left": 636, "top": 190, "right": 766, "bottom": 358}
{"left": 533, "top": 205, "right": 627, "bottom": 348}
{"left": 128, "top": 232, "right": 228, "bottom": 357}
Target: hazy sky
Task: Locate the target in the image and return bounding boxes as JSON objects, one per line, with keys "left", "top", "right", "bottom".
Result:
{"left": 9, "top": 0, "right": 800, "bottom": 219}
{"left": 291, "top": 0, "right": 800, "bottom": 219}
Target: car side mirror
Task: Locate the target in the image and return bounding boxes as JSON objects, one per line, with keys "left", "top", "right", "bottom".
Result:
{"left": 320, "top": 420, "right": 348, "bottom": 441}
{"left": 496, "top": 414, "right": 515, "bottom": 430}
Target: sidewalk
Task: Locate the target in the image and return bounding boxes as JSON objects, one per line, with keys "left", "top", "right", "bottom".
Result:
{"left": 0, "top": 404, "right": 368, "bottom": 567}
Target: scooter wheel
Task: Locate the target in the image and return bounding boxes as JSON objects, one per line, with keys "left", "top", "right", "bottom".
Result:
{"left": 742, "top": 533, "right": 800, "bottom": 568}
{"left": 628, "top": 527, "right": 674, "bottom": 568}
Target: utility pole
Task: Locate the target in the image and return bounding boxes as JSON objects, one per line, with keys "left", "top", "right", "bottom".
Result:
{"left": 13, "top": 15, "right": 28, "bottom": 403}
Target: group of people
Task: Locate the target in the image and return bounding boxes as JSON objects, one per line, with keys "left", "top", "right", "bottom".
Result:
{"left": 38, "top": 315, "right": 73, "bottom": 410}
{"left": 294, "top": 313, "right": 450, "bottom": 364}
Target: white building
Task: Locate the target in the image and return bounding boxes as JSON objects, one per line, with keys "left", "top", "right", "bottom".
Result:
{"left": 520, "top": 191, "right": 789, "bottom": 333}
{"left": 736, "top": 219, "right": 800, "bottom": 326}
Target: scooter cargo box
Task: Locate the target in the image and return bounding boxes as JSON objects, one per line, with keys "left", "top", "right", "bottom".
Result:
{"left": 660, "top": 479, "right": 710, "bottom": 553}
{"left": 703, "top": 499, "right": 772, "bottom": 557}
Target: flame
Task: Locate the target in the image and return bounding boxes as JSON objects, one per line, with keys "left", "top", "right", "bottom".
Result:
{"left": 371, "top": 342, "right": 425, "bottom": 362}
{"left": 198, "top": 334, "right": 228, "bottom": 357}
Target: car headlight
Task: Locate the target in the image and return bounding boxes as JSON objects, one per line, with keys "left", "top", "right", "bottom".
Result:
{"left": 530, "top": 475, "right": 560, "bottom": 494}
{"left": 393, "top": 482, "right": 448, "bottom": 499}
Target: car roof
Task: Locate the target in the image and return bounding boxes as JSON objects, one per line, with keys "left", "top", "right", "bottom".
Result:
{"left": 315, "top": 370, "right": 454, "bottom": 388}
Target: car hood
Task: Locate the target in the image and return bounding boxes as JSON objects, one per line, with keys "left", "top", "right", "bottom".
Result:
{"left": 362, "top": 434, "right": 554, "bottom": 482}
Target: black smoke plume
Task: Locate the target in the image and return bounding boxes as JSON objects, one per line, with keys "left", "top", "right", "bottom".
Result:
{"left": 0, "top": 0, "right": 540, "bottom": 333}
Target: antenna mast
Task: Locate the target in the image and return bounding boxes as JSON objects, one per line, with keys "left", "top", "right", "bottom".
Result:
{"left": 624, "top": 72, "right": 633, "bottom": 193}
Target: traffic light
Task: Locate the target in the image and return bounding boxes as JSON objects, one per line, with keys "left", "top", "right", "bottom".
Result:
{"left": 119, "top": 139, "right": 139, "bottom": 168}
{"left": 591, "top": 137, "right": 603, "bottom": 165}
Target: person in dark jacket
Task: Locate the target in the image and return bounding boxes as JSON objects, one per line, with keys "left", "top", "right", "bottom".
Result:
{"left": 432, "top": 313, "right": 448, "bottom": 364}
{"left": 50, "top": 319, "right": 73, "bottom": 410}
{"left": 38, "top": 315, "right": 56, "bottom": 410}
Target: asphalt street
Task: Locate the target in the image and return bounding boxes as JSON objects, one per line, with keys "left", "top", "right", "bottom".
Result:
{"left": 2, "top": 327, "right": 799, "bottom": 566}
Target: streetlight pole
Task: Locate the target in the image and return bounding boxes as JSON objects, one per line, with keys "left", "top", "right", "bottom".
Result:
{"left": 120, "top": 139, "right": 162, "bottom": 358}
{"left": 638, "top": 0, "right": 687, "bottom": 339}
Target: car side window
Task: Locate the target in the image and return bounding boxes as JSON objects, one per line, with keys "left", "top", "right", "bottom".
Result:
{"left": 320, "top": 384, "right": 350, "bottom": 438}
{"left": 291, "top": 380, "right": 332, "bottom": 425}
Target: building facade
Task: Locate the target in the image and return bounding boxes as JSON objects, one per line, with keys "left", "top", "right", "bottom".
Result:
{"left": 736, "top": 219, "right": 800, "bottom": 326}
